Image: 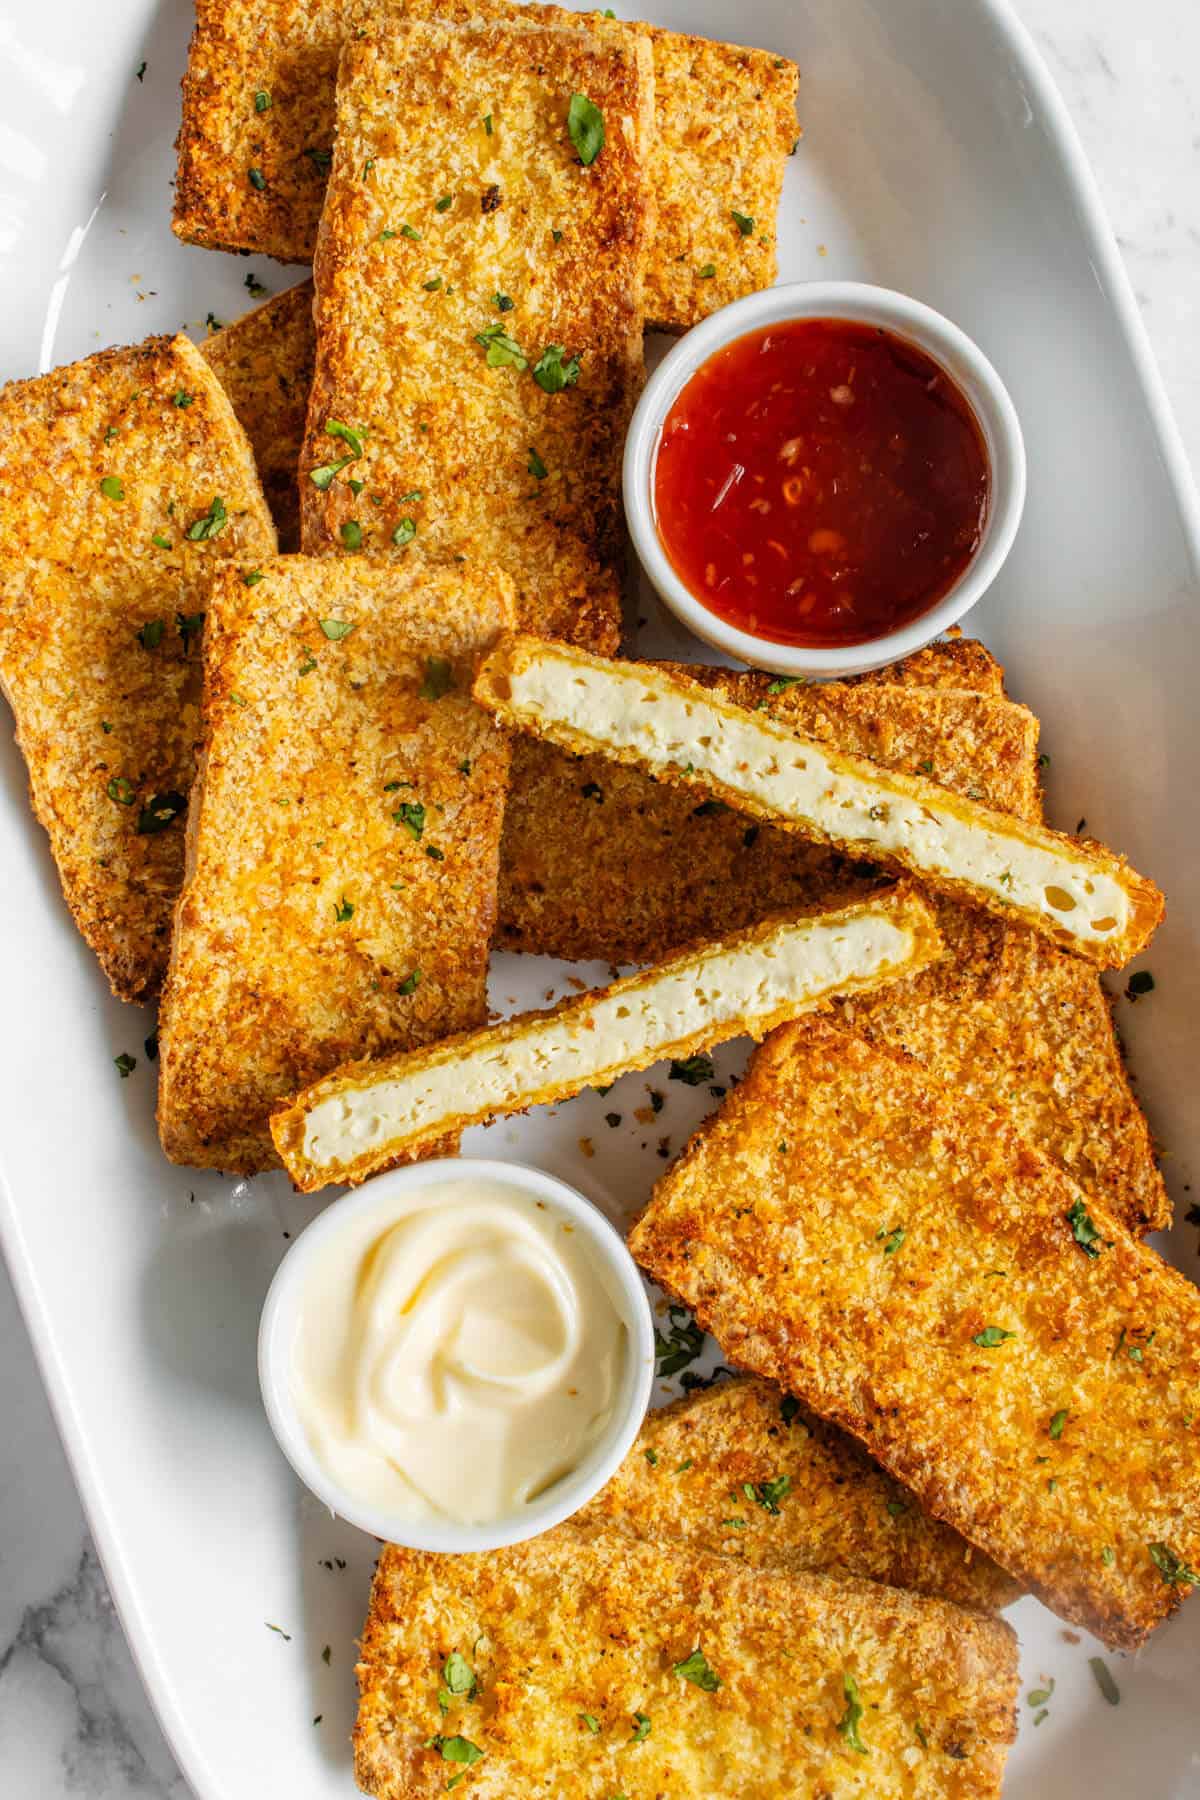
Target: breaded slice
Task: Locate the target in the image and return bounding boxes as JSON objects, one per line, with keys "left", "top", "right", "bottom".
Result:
{"left": 173, "top": 0, "right": 798, "bottom": 333}
{"left": 499, "top": 672, "right": 1040, "bottom": 962}
{"left": 0, "top": 334, "right": 276, "bottom": 1001}
{"left": 298, "top": 20, "right": 652, "bottom": 655}
{"left": 848, "top": 630, "right": 1008, "bottom": 695}
{"left": 631, "top": 1019, "right": 1200, "bottom": 1649}
{"left": 270, "top": 885, "right": 942, "bottom": 1190}
{"left": 475, "top": 635, "right": 1164, "bottom": 967}
{"left": 577, "top": 1375, "right": 1021, "bottom": 1613}
{"left": 201, "top": 279, "right": 315, "bottom": 550}
{"left": 355, "top": 1528, "right": 1018, "bottom": 1799}
{"left": 156, "top": 555, "right": 514, "bottom": 1172}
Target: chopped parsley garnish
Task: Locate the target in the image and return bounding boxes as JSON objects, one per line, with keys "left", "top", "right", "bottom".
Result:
{"left": 248, "top": 167, "right": 267, "bottom": 191}
{"left": 325, "top": 419, "right": 368, "bottom": 458}
{"left": 669, "top": 1054, "right": 715, "bottom": 1085}
{"left": 475, "top": 324, "right": 527, "bottom": 370}
{"left": 319, "top": 617, "right": 356, "bottom": 640}
{"left": 340, "top": 520, "right": 363, "bottom": 550}
{"left": 973, "top": 1326, "right": 1015, "bottom": 1348}
{"left": 137, "top": 618, "right": 165, "bottom": 650}
{"left": 310, "top": 455, "right": 354, "bottom": 490}
{"left": 877, "top": 1225, "right": 906, "bottom": 1256}
{"left": 654, "top": 1304, "right": 705, "bottom": 1378}
{"left": 731, "top": 209, "right": 755, "bottom": 235}
{"left": 483, "top": 113, "right": 493, "bottom": 135}
{"left": 204, "top": 312, "right": 223, "bottom": 332}
{"left": 532, "top": 343, "right": 581, "bottom": 392}
{"left": 425, "top": 845, "right": 444, "bottom": 862}
{"left": 441, "top": 1651, "right": 477, "bottom": 1703}
{"left": 177, "top": 611, "right": 205, "bottom": 647}
{"left": 333, "top": 896, "right": 354, "bottom": 922}
{"left": 151, "top": 531, "right": 171, "bottom": 549}
{"left": 392, "top": 517, "right": 417, "bottom": 547}
{"left": 172, "top": 389, "right": 194, "bottom": 409}
{"left": 1148, "top": 1542, "right": 1199, "bottom": 1587}
{"left": 838, "top": 1672, "right": 868, "bottom": 1754}
{"left": 567, "top": 92, "right": 605, "bottom": 165}
{"left": 426, "top": 1735, "right": 484, "bottom": 1767}
{"left": 1049, "top": 1409, "right": 1068, "bottom": 1439}
{"left": 397, "top": 970, "right": 421, "bottom": 996}
{"left": 579, "top": 1712, "right": 601, "bottom": 1733}
{"left": 242, "top": 568, "right": 264, "bottom": 587}
{"left": 422, "top": 276, "right": 442, "bottom": 291}
{"left": 298, "top": 655, "right": 317, "bottom": 675}
{"left": 420, "top": 656, "right": 454, "bottom": 699}
{"left": 254, "top": 89, "right": 271, "bottom": 112}
{"left": 395, "top": 800, "right": 426, "bottom": 839}
{"left": 1065, "top": 1196, "right": 1107, "bottom": 1258}
{"left": 1089, "top": 1658, "right": 1120, "bottom": 1706}
{"left": 244, "top": 272, "right": 268, "bottom": 297}
{"left": 137, "top": 791, "right": 186, "bottom": 835}
{"left": 697, "top": 263, "right": 716, "bottom": 279}
{"left": 1126, "top": 969, "right": 1155, "bottom": 1000}
{"left": 186, "top": 495, "right": 228, "bottom": 540}
{"left": 107, "top": 776, "right": 136, "bottom": 805}
{"left": 306, "top": 147, "right": 332, "bottom": 173}
{"left": 114, "top": 1052, "right": 136, "bottom": 1078}
{"left": 100, "top": 475, "right": 124, "bottom": 502}
{"left": 435, "top": 194, "right": 454, "bottom": 212}
{"left": 400, "top": 223, "right": 421, "bottom": 240}
{"left": 644, "top": 1447, "right": 658, "bottom": 1466}
{"left": 136, "top": 61, "right": 146, "bottom": 82}
{"left": 552, "top": 227, "right": 563, "bottom": 242}
{"left": 630, "top": 1712, "right": 651, "bottom": 1742}
{"left": 673, "top": 1648, "right": 720, "bottom": 1692}
{"left": 766, "top": 674, "right": 805, "bottom": 692}
{"left": 528, "top": 447, "right": 548, "bottom": 480}
{"left": 744, "top": 1475, "right": 791, "bottom": 1514}
{"left": 493, "top": 292, "right": 514, "bottom": 312}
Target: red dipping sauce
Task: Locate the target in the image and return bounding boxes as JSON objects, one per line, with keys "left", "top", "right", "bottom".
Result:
{"left": 653, "top": 318, "right": 991, "bottom": 648}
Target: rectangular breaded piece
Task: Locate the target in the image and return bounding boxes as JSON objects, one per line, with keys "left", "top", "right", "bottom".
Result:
{"left": 173, "top": 0, "right": 798, "bottom": 332}
{"left": 631, "top": 1019, "right": 1200, "bottom": 1649}
{"left": 0, "top": 334, "right": 276, "bottom": 1002}
{"left": 271, "top": 886, "right": 942, "bottom": 1190}
{"left": 577, "top": 1375, "right": 1021, "bottom": 1614}
{"left": 201, "top": 279, "right": 315, "bottom": 550}
{"left": 499, "top": 670, "right": 1041, "bottom": 963}
{"left": 156, "top": 555, "right": 514, "bottom": 1173}
{"left": 298, "top": 20, "right": 653, "bottom": 655}
{"left": 475, "top": 635, "right": 1165, "bottom": 967}
{"left": 355, "top": 1528, "right": 1018, "bottom": 1799}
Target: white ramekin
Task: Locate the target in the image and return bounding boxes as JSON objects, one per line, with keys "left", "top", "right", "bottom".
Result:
{"left": 624, "top": 281, "right": 1027, "bottom": 679}
{"left": 258, "top": 1158, "right": 654, "bottom": 1553}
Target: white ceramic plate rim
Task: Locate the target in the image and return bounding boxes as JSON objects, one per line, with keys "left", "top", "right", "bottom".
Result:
{"left": 1, "top": 2, "right": 1199, "bottom": 1796}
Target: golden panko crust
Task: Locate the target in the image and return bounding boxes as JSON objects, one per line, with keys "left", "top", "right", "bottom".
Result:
{"left": 631, "top": 1019, "right": 1200, "bottom": 1649}
{"left": 201, "top": 279, "right": 316, "bottom": 549}
{"left": 355, "top": 1528, "right": 1018, "bottom": 1799}
{"left": 576, "top": 1374, "right": 1021, "bottom": 1612}
{"left": 172, "top": 0, "right": 799, "bottom": 331}
{"left": 155, "top": 554, "right": 514, "bottom": 1171}
{"left": 298, "top": 19, "right": 652, "bottom": 653}
{"left": 0, "top": 334, "right": 276, "bottom": 1001}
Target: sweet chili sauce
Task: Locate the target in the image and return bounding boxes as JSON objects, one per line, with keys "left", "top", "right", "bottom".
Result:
{"left": 652, "top": 319, "right": 991, "bottom": 648}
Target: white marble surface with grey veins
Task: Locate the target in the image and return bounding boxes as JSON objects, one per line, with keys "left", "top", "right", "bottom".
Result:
{"left": 1, "top": 0, "right": 1198, "bottom": 1793}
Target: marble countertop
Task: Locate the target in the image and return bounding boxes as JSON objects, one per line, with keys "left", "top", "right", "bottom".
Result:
{"left": 1, "top": 1, "right": 1197, "bottom": 1794}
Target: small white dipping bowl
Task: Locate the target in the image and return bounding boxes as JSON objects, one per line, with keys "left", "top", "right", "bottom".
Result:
{"left": 258, "top": 1158, "right": 654, "bottom": 1553}
{"left": 624, "top": 281, "right": 1027, "bottom": 679}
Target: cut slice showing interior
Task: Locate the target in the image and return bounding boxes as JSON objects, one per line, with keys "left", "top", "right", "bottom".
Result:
{"left": 270, "top": 885, "right": 941, "bottom": 1190}
{"left": 474, "top": 635, "right": 1164, "bottom": 969}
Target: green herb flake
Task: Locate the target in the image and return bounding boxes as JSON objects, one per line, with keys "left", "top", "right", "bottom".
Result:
{"left": 1026, "top": 1683, "right": 1054, "bottom": 1707}
{"left": 630, "top": 1711, "right": 651, "bottom": 1743}
{"left": 265, "top": 1622, "right": 291, "bottom": 1640}
{"left": 877, "top": 1225, "right": 906, "bottom": 1256}
{"left": 914, "top": 1721, "right": 929, "bottom": 1748}
{"left": 248, "top": 167, "right": 267, "bottom": 191}
{"left": 172, "top": 389, "right": 194, "bottom": 409}
{"left": 1102, "top": 1546, "right": 1115, "bottom": 1567}
{"left": 136, "top": 618, "right": 165, "bottom": 651}
{"left": 395, "top": 800, "right": 426, "bottom": 840}
{"left": 298, "top": 655, "right": 318, "bottom": 675}
{"left": 483, "top": 113, "right": 493, "bottom": 135}
{"left": 392, "top": 517, "right": 417, "bottom": 548}
{"left": 434, "top": 193, "right": 454, "bottom": 212}
{"left": 137, "top": 791, "right": 186, "bottom": 835}
{"left": 654, "top": 1304, "right": 705, "bottom": 1378}
{"left": 973, "top": 1326, "right": 1016, "bottom": 1348}
{"left": 475, "top": 324, "right": 527, "bottom": 370}
{"left": 425, "top": 845, "right": 445, "bottom": 862}
{"left": 493, "top": 292, "right": 515, "bottom": 313}
{"left": 397, "top": 222, "right": 421, "bottom": 241}
{"left": 136, "top": 60, "right": 147, "bottom": 82}
{"left": 838, "top": 1672, "right": 869, "bottom": 1754}
{"left": 244, "top": 272, "right": 269, "bottom": 298}
{"left": 426, "top": 1735, "right": 484, "bottom": 1768}
{"left": 421, "top": 656, "right": 454, "bottom": 700}
{"left": 720, "top": 1516, "right": 747, "bottom": 1530}
{"left": 532, "top": 343, "right": 581, "bottom": 393}
{"left": 673, "top": 1648, "right": 720, "bottom": 1692}
{"left": 886, "top": 1498, "right": 908, "bottom": 1519}
{"left": 567, "top": 92, "right": 605, "bottom": 165}
{"left": 644, "top": 1448, "right": 658, "bottom": 1467}
{"left": 107, "top": 776, "right": 136, "bottom": 806}
{"left": 397, "top": 970, "right": 421, "bottom": 996}
{"left": 1148, "top": 1541, "right": 1199, "bottom": 1587}
{"left": 319, "top": 617, "right": 356, "bottom": 641}
{"left": 744, "top": 1475, "right": 791, "bottom": 1515}
{"left": 527, "top": 447, "right": 548, "bottom": 480}
{"left": 675, "top": 1459, "right": 692, "bottom": 1475}
{"left": 151, "top": 532, "right": 172, "bottom": 549}
{"left": 306, "top": 147, "right": 332, "bottom": 173}
{"left": 100, "top": 475, "right": 125, "bottom": 502}
{"left": 731, "top": 209, "right": 755, "bottom": 235}
{"left": 310, "top": 455, "right": 354, "bottom": 490}
{"left": 1089, "top": 1658, "right": 1120, "bottom": 1706}
{"left": 321, "top": 1644, "right": 331, "bottom": 1664}
{"left": 186, "top": 495, "right": 228, "bottom": 541}
{"left": 443, "top": 1651, "right": 476, "bottom": 1700}
{"left": 177, "top": 612, "right": 206, "bottom": 648}
{"left": 100, "top": 720, "right": 113, "bottom": 734}
{"left": 114, "top": 1052, "right": 137, "bottom": 1078}
{"left": 254, "top": 89, "right": 271, "bottom": 112}
{"left": 552, "top": 228, "right": 563, "bottom": 243}
{"left": 333, "top": 896, "right": 354, "bottom": 922}
{"left": 766, "top": 674, "right": 805, "bottom": 693}
{"left": 579, "top": 1712, "right": 601, "bottom": 1733}
{"left": 1066, "top": 1196, "right": 1107, "bottom": 1258}
{"left": 670, "top": 1054, "right": 715, "bottom": 1086}
{"left": 697, "top": 263, "right": 717, "bottom": 279}
{"left": 340, "top": 519, "right": 363, "bottom": 551}
{"left": 1049, "top": 1409, "right": 1068, "bottom": 1439}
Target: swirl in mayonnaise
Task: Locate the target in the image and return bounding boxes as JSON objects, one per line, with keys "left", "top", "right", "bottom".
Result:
{"left": 291, "top": 1178, "right": 629, "bottom": 1524}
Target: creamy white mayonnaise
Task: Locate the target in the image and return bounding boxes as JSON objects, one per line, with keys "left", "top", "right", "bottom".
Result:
{"left": 291, "top": 1178, "right": 629, "bottom": 1525}
{"left": 504, "top": 651, "right": 1132, "bottom": 941}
